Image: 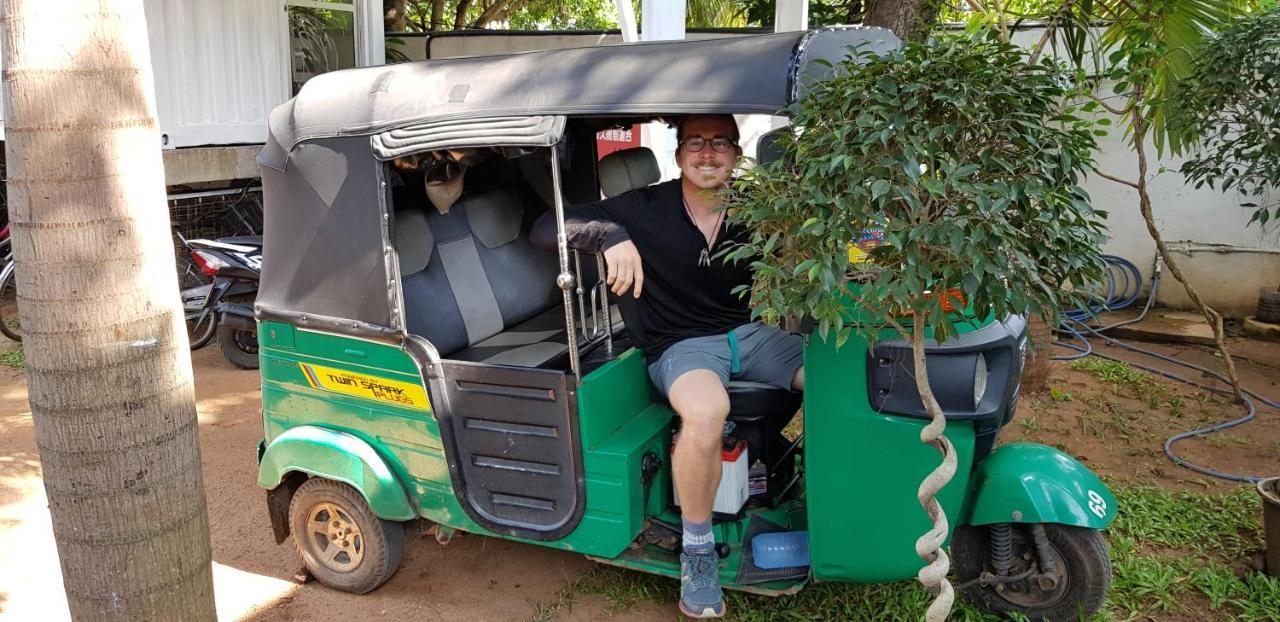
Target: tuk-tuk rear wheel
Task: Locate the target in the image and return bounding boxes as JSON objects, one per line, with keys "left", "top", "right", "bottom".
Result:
{"left": 288, "top": 477, "right": 406, "bottom": 594}
{"left": 952, "top": 523, "right": 1111, "bottom": 622}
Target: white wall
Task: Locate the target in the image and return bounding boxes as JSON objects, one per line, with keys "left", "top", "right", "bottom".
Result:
{"left": 1086, "top": 129, "right": 1280, "bottom": 315}
{"left": 144, "top": 0, "right": 288, "bottom": 148}
{"left": 145, "top": 0, "right": 384, "bottom": 149}
{"left": 0, "top": 0, "right": 384, "bottom": 149}
{"left": 1008, "top": 25, "right": 1280, "bottom": 316}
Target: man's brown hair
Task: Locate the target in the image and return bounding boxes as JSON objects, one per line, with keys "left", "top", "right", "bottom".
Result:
{"left": 675, "top": 114, "right": 740, "bottom": 143}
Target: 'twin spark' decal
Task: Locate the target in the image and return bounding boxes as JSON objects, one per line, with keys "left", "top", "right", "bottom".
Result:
{"left": 299, "top": 363, "right": 430, "bottom": 410}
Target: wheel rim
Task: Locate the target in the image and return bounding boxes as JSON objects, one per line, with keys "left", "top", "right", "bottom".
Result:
{"left": 234, "top": 329, "right": 258, "bottom": 354}
{"left": 995, "top": 537, "right": 1071, "bottom": 609}
{"left": 305, "top": 502, "right": 365, "bottom": 572}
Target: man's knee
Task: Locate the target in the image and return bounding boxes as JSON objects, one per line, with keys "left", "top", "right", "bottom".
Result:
{"left": 669, "top": 370, "right": 730, "bottom": 448}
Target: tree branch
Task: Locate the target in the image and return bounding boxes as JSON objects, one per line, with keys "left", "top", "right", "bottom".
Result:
{"left": 1094, "top": 96, "right": 1128, "bottom": 116}
{"left": 471, "top": 0, "right": 520, "bottom": 28}
{"left": 1092, "top": 169, "right": 1140, "bottom": 189}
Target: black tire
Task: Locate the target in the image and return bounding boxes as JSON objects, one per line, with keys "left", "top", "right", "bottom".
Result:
{"left": 288, "top": 478, "right": 406, "bottom": 594}
{"left": 217, "top": 323, "right": 259, "bottom": 369}
{"left": 1257, "top": 289, "right": 1280, "bottom": 324}
{"left": 0, "top": 262, "right": 20, "bottom": 343}
{"left": 953, "top": 524, "right": 1112, "bottom": 622}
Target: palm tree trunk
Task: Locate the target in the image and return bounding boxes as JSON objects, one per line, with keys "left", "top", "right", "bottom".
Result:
{"left": 1, "top": 1, "right": 216, "bottom": 619}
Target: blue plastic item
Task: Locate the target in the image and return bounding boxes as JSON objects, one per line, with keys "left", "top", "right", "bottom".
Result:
{"left": 751, "top": 530, "right": 810, "bottom": 569}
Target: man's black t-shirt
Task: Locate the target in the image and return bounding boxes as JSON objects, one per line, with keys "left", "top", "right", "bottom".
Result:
{"left": 531, "top": 179, "right": 752, "bottom": 363}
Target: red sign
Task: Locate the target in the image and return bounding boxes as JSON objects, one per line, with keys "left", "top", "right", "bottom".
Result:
{"left": 596, "top": 125, "right": 641, "bottom": 159}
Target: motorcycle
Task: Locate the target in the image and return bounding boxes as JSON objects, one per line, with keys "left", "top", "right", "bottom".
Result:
{"left": 182, "top": 236, "right": 262, "bottom": 369}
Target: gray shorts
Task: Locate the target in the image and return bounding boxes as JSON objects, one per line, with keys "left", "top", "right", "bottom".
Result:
{"left": 647, "top": 322, "right": 803, "bottom": 397}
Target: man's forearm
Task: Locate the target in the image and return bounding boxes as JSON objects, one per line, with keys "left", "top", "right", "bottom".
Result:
{"left": 531, "top": 209, "right": 630, "bottom": 252}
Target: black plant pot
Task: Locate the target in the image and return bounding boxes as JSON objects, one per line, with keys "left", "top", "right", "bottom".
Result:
{"left": 1257, "top": 289, "right": 1280, "bottom": 324}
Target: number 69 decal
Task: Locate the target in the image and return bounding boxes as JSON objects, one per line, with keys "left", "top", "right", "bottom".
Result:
{"left": 1087, "top": 490, "right": 1108, "bottom": 519}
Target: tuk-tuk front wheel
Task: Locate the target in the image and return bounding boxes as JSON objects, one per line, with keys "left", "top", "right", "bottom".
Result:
{"left": 952, "top": 523, "right": 1111, "bottom": 622}
{"left": 288, "top": 477, "right": 406, "bottom": 594}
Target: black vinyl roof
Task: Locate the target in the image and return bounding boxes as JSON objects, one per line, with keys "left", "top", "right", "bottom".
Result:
{"left": 261, "top": 27, "right": 898, "bottom": 169}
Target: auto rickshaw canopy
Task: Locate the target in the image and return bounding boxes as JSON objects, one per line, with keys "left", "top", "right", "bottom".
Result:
{"left": 255, "top": 28, "right": 898, "bottom": 339}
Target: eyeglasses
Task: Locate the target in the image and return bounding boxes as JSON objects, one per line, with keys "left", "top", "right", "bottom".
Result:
{"left": 679, "top": 136, "right": 737, "bottom": 154}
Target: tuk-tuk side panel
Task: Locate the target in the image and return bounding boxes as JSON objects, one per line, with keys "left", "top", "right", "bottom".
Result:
{"left": 803, "top": 333, "right": 977, "bottom": 583}
{"left": 259, "top": 324, "right": 449, "bottom": 517}
{"left": 575, "top": 348, "right": 655, "bottom": 450}
{"left": 260, "top": 323, "right": 673, "bottom": 558}
{"left": 370, "top": 401, "right": 671, "bottom": 559}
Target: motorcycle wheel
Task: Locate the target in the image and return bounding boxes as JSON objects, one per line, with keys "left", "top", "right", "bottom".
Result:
{"left": 0, "top": 262, "right": 21, "bottom": 343}
{"left": 218, "top": 324, "right": 259, "bottom": 370}
{"left": 187, "top": 309, "right": 217, "bottom": 351}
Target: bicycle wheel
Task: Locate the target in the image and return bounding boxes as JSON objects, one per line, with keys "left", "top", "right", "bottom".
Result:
{"left": 0, "top": 260, "right": 21, "bottom": 343}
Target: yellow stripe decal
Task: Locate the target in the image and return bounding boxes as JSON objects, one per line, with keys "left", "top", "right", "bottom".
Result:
{"left": 298, "top": 363, "right": 431, "bottom": 410}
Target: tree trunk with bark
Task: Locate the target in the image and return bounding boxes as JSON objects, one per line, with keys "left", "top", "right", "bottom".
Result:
{"left": 1131, "top": 116, "right": 1245, "bottom": 403}
{"left": 454, "top": 0, "right": 473, "bottom": 29}
{"left": 384, "top": 0, "right": 408, "bottom": 31}
{"left": 430, "top": 0, "right": 446, "bottom": 30}
{"left": 1, "top": 0, "right": 216, "bottom": 619}
{"left": 864, "top": 0, "right": 939, "bottom": 42}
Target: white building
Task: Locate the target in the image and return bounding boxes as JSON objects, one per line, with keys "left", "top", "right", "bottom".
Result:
{"left": 1, "top": 0, "right": 385, "bottom": 185}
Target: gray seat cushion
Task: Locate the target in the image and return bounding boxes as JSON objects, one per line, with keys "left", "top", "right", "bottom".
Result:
{"left": 393, "top": 208, "right": 435, "bottom": 274}
{"left": 598, "top": 147, "right": 660, "bottom": 198}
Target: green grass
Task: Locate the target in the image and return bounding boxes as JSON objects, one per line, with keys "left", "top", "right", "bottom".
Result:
{"left": 1110, "top": 486, "right": 1261, "bottom": 559}
{"left": 1070, "top": 358, "right": 1169, "bottom": 408}
{"left": 1070, "top": 358, "right": 1156, "bottom": 387}
{"left": 0, "top": 346, "right": 22, "bottom": 369}
{"left": 537, "top": 484, "right": 1278, "bottom": 622}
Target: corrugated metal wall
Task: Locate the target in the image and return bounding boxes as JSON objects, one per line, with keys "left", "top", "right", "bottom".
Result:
{"left": 145, "top": 0, "right": 288, "bottom": 148}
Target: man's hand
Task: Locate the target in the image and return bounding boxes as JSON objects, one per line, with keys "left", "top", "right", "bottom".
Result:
{"left": 603, "top": 240, "right": 644, "bottom": 299}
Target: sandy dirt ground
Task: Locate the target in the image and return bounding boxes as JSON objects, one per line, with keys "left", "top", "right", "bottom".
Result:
{"left": 0, "top": 346, "right": 671, "bottom": 622}
{"left": 0, "top": 334, "right": 1276, "bottom": 621}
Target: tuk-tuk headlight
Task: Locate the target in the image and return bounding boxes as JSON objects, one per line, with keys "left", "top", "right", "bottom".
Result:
{"left": 973, "top": 353, "right": 989, "bottom": 410}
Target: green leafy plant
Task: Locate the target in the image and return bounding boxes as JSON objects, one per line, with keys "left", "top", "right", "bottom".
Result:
{"left": 727, "top": 35, "right": 1108, "bottom": 346}
{"left": 1032, "top": 0, "right": 1254, "bottom": 404}
{"left": 726, "top": 33, "right": 1108, "bottom": 618}
{"left": 1174, "top": 5, "right": 1280, "bottom": 293}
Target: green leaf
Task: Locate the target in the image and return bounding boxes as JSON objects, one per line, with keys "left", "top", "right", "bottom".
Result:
{"left": 871, "top": 179, "right": 891, "bottom": 200}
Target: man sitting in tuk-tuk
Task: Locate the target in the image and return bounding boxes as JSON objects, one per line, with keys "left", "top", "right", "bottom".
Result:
{"left": 534, "top": 114, "right": 804, "bottom": 619}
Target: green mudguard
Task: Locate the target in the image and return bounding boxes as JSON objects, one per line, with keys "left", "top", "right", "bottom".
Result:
{"left": 964, "top": 443, "right": 1117, "bottom": 529}
{"left": 258, "top": 425, "right": 417, "bottom": 521}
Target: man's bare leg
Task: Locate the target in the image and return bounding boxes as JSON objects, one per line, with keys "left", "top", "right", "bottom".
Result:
{"left": 669, "top": 369, "right": 731, "bottom": 522}
{"left": 668, "top": 369, "right": 730, "bottom": 618}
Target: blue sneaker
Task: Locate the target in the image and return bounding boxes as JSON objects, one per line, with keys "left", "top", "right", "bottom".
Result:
{"left": 679, "top": 550, "right": 725, "bottom": 618}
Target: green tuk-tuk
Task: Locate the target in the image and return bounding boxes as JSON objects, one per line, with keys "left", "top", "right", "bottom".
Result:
{"left": 254, "top": 28, "right": 1117, "bottom": 620}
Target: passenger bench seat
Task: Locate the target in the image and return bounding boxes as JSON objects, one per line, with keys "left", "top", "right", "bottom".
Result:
{"left": 397, "top": 188, "right": 570, "bottom": 367}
